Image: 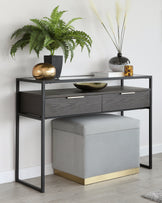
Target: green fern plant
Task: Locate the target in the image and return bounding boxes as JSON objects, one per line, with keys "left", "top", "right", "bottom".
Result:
{"left": 10, "top": 6, "right": 92, "bottom": 62}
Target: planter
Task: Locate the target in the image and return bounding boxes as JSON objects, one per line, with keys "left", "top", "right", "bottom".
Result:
{"left": 109, "top": 53, "right": 130, "bottom": 72}
{"left": 44, "top": 55, "right": 63, "bottom": 78}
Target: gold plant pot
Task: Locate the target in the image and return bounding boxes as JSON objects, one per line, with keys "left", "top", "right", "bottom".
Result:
{"left": 32, "top": 63, "right": 56, "bottom": 80}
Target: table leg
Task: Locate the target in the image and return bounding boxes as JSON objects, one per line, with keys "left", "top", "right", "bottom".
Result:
{"left": 121, "top": 79, "right": 124, "bottom": 116}
{"left": 16, "top": 80, "right": 46, "bottom": 192}
{"left": 41, "top": 81, "right": 45, "bottom": 192}
{"left": 140, "top": 77, "right": 152, "bottom": 169}
{"left": 15, "top": 79, "right": 20, "bottom": 181}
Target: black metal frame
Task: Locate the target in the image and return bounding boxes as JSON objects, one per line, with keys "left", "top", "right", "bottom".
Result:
{"left": 15, "top": 75, "right": 152, "bottom": 193}
{"left": 140, "top": 77, "right": 152, "bottom": 169}
{"left": 16, "top": 80, "right": 46, "bottom": 192}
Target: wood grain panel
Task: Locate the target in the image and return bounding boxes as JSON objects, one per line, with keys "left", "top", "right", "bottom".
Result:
{"left": 20, "top": 92, "right": 42, "bottom": 116}
{"left": 45, "top": 95, "right": 102, "bottom": 118}
{"left": 19, "top": 86, "right": 150, "bottom": 118}
{"left": 103, "top": 90, "right": 150, "bottom": 112}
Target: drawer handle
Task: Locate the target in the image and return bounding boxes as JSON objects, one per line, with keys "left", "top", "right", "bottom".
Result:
{"left": 66, "top": 96, "right": 85, "bottom": 99}
{"left": 120, "top": 92, "right": 136, "bottom": 95}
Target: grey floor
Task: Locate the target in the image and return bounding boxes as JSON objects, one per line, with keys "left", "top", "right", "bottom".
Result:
{"left": 0, "top": 154, "right": 162, "bottom": 203}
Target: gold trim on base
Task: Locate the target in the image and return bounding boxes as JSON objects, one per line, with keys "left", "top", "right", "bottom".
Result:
{"left": 54, "top": 168, "right": 139, "bottom": 185}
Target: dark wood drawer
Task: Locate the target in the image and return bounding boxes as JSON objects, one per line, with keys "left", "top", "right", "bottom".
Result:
{"left": 19, "top": 86, "right": 150, "bottom": 118}
{"left": 45, "top": 95, "right": 102, "bottom": 117}
{"left": 102, "top": 90, "right": 150, "bottom": 112}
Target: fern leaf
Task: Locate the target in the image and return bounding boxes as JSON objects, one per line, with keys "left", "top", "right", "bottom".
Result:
{"left": 35, "top": 34, "right": 45, "bottom": 54}
{"left": 30, "top": 19, "right": 53, "bottom": 40}
{"left": 44, "top": 36, "right": 55, "bottom": 47}
{"left": 57, "top": 40, "right": 69, "bottom": 62}
{"left": 20, "top": 34, "right": 30, "bottom": 49}
{"left": 66, "top": 18, "right": 82, "bottom": 28}
{"left": 29, "top": 31, "right": 39, "bottom": 53}
{"left": 84, "top": 42, "right": 91, "bottom": 56}
{"left": 30, "top": 19, "right": 45, "bottom": 30}
{"left": 29, "top": 31, "right": 45, "bottom": 56}
{"left": 50, "top": 6, "right": 59, "bottom": 19}
{"left": 41, "top": 19, "right": 57, "bottom": 36}
{"left": 58, "top": 20, "right": 66, "bottom": 29}
{"left": 57, "top": 11, "right": 67, "bottom": 19}
{"left": 74, "top": 31, "right": 92, "bottom": 46}
{"left": 11, "top": 25, "right": 40, "bottom": 39}
{"left": 66, "top": 40, "right": 75, "bottom": 61}
{"left": 50, "top": 6, "right": 67, "bottom": 21}
{"left": 45, "top": 39, "right": 60, "bottom": 54}
{"left": 10, "top": 37, "right": 29, "bottom": 57}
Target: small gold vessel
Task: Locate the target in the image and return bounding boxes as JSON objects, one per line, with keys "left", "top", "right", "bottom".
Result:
{"left": 32, "top": 63, "right": 56, "bottom": 80}
{"left": 74, "top": 83, "right": 107, "bottom": 91}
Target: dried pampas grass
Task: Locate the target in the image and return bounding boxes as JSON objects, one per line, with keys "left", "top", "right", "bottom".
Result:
{"left": 89, "top": 0, "right": 130, "bottom": 53}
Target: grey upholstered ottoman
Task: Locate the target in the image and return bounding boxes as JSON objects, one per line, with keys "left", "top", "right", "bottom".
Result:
{"left": 52, "top": 114, "right": 140, "bottom": 185}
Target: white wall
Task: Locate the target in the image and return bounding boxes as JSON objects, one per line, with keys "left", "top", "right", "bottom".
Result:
{"left": 0, "top": 0, "right": 162, "bottom": 183}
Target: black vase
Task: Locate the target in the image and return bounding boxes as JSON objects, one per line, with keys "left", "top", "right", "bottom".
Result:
{"left": 109, "top": 53, "right": 130, "bottom": 72}
{"left": 44, "top": 55, "right": 63, "bottom": 78}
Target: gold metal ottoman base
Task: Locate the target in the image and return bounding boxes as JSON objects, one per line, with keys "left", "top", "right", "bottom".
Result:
{"left": 54, "top": 168, "right": 139, "bottom": 185}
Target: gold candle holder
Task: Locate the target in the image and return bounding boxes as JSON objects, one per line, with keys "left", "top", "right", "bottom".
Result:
{"left": 124, "top": 65, "right": 133, "bottom": 76}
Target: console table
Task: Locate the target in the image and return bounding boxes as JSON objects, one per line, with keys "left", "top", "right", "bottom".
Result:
{"left": 16, "top": 75, "right": 152, "bottom": 193}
